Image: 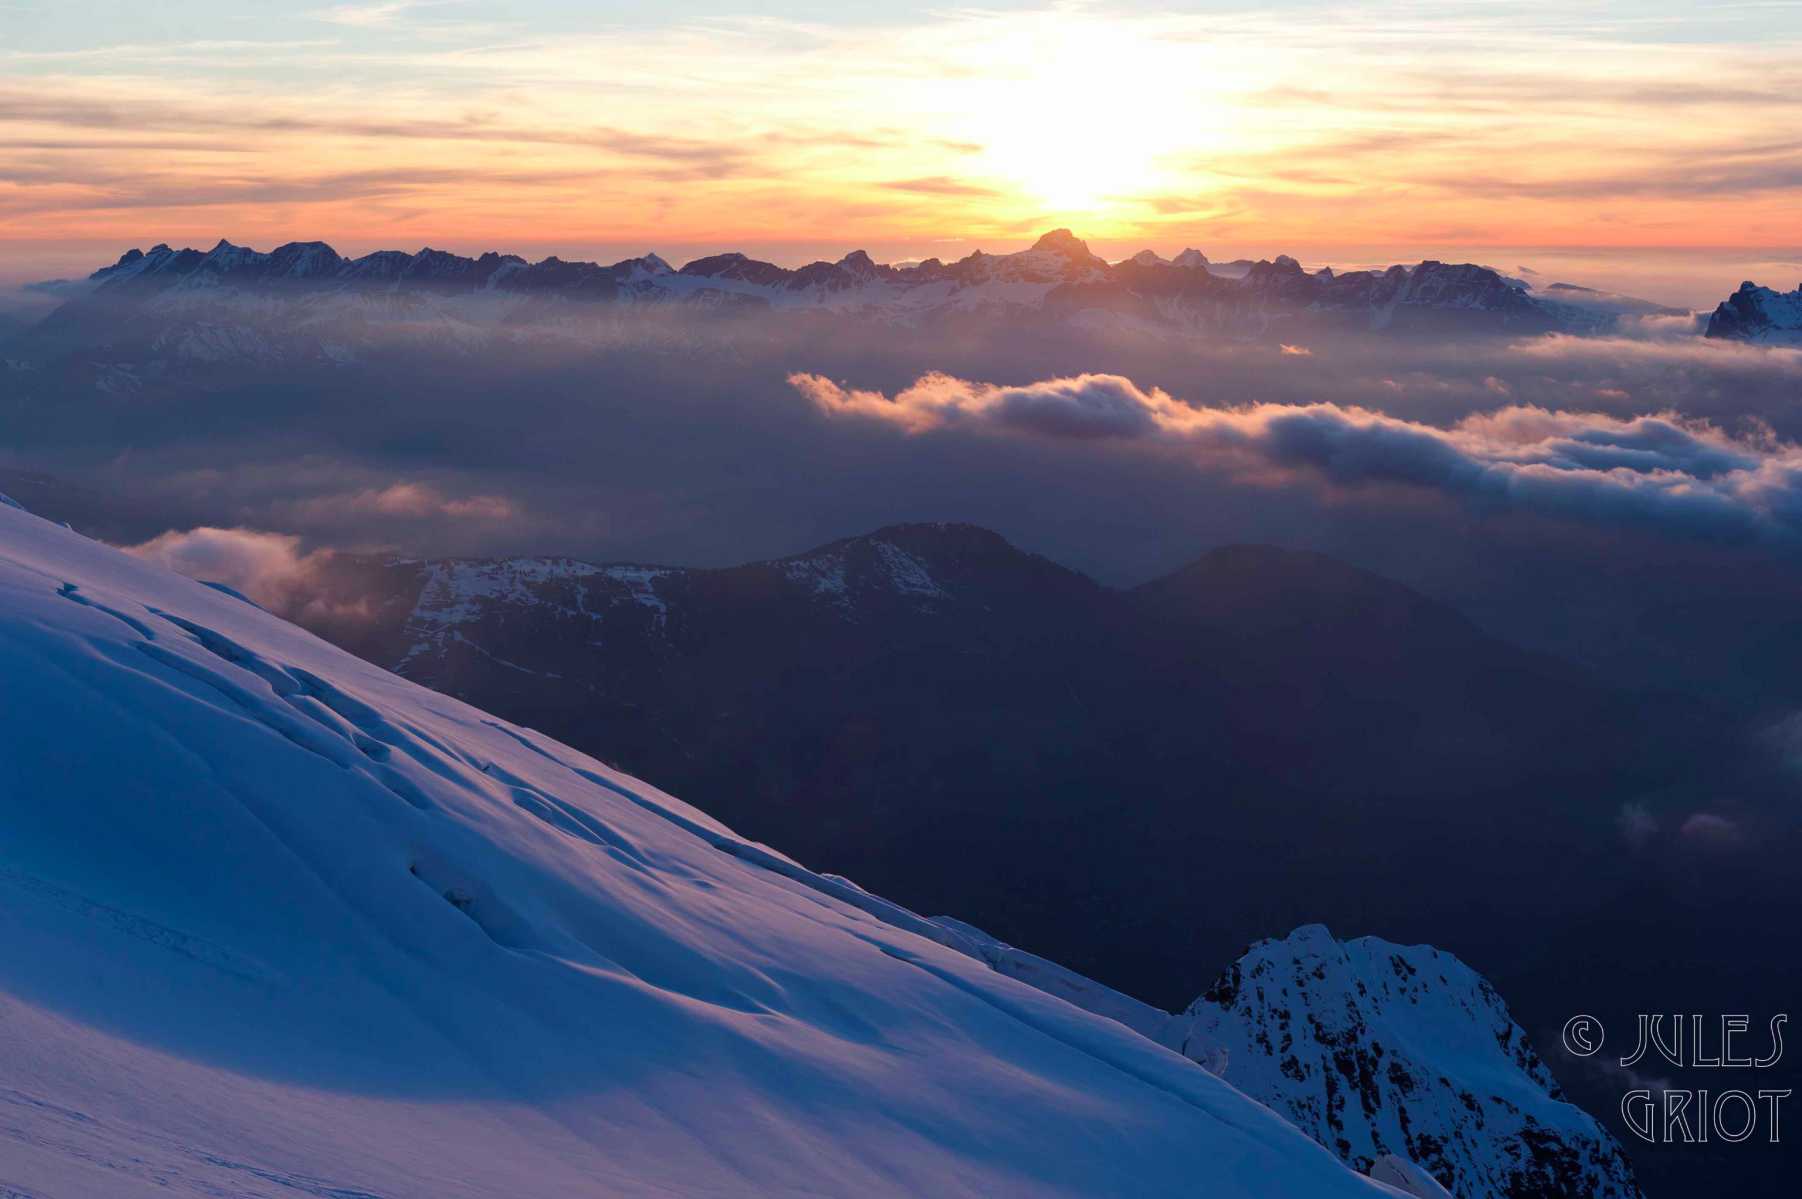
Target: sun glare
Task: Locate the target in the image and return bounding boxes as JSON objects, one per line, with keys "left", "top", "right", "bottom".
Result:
{"left": 979, "top": 82, "right": 1174, "bottom": 212}
{"left": 936, "top": 17, "right": 1207, "bottom": 220}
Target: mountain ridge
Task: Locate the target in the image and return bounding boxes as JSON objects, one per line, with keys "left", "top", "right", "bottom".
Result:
{"left": 67, "top": 229, "right": 1565, "bottom": 318}
{"left": 22, "top": 229, "right": 1631, "bottom": 355}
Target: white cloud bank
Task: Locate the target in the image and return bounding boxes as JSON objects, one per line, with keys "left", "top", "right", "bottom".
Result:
{"left": 795, "top": 370, "right": 1802, "bottom": 545}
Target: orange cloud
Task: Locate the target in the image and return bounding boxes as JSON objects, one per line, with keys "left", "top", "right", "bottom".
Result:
{"left": 284, "top": 482, "right": 519, "bottom": 523}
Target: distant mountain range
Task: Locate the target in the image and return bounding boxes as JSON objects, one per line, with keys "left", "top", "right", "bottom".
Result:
{"left": 4, "top": 230, "right": 1691, "bottom": 377}
{"left": 20, "top": 230, "right": 1802, "bottom": 386}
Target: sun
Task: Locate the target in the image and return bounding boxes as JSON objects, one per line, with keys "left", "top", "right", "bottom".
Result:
{"left": 941, "top": 17, "right": 1207, "bottom": 218}
{"left": 981, "top": 93, "right": 1173, "bottom": 213}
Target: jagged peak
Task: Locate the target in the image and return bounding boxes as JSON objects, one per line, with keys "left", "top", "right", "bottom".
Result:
{"left": 860, "top": 520, "right": 1016, "bottom": 548}
{"left": 266, "top": 241, "right": 344, "bottom": 278}
{"left": 203, "top": 238, "right": 249, "bottom": 258}
{"left": 789, "top": 521, "right": 1019, "bottom": 562}
{"left": 89, "top": 247, "right": 154, "bottom": 281}
{"left": 1029, "top": 228, "right": 1095, "bottom": 258}
{"left": 1706, "top": 277, "right": 1802, "bottom": 341}
{"left": 1725, "top": 279, "right": 1801, "bottom": 298}
{"left": 1276, "top": 921, "right": 1336, "bottom": 947}
{"left": 1243, "top": 255, "right": 1306, "bottom": 283}
{"left": 679, "top": 251, "right": 749, "bottom": 273}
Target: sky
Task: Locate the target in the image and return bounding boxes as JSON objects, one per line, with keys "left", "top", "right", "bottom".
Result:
{"left": 4, "top": 1, "right": 1802, "bottom": 288}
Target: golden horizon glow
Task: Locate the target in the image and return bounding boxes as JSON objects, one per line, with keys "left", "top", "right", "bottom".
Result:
{"left": 3, "top": 4, "right": 1801, "bottom": 261}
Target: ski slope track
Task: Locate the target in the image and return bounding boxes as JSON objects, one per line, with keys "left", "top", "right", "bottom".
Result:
{"left": 0, "top": 499, "right": 1401, "bottom": 1197}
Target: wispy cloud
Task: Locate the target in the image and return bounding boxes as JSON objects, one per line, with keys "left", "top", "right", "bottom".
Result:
{"left": 2, "top": 40, "right": 340, "bottom": 64}
{"left": 879, "top": 176, "right": 1002, "bottom": 198}
{"left": 1, "top": 4, "right": 1799, "bottom": 248}
{"left": 283, "top": 482, "right": 517, "bottom": 523}
{"left": 308, "top": 1, "right": 451, "bottom": 29}
{"left": 0, "top": 86, "right": 754, "bottom": 165}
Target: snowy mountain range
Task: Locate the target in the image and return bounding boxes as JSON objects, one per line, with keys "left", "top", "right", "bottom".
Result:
{"left": 6, "top": 230, "right": 1679, "bottom": 375}
{"left": 0, "top": 494, "right": 1640, "bottom": 1196}
{"left": 1705, "top": 280, "right": 1802, "bottom": 343}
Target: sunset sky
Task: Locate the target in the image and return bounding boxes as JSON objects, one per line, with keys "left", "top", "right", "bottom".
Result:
{"left": 4, "top": 1, "right": 1801, "bottom": 285}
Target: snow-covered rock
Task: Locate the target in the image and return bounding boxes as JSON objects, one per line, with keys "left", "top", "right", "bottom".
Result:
{"left": 389, "top": 526, "right": 997, "bottom": 674}
{"left": 0, "top": 500, "right": 1408, "bottom": 1197}
{"left": 1705, "top": 281, "right": 1802, "bottom": 344}
{"left": 1166, "top": 925, "right": 1643, "bottom": 1199}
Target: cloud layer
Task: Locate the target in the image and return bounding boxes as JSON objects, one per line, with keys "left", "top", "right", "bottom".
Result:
{"left": 121, "top": 526, "right": 370, "bottom": 626}
{"left": 795, "top": 370, "right": 1802, "bottom": 547}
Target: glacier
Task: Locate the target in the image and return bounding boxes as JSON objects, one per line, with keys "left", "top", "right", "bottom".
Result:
{"left": 0, "top": 497, "right": 1411, "bottom": 1196}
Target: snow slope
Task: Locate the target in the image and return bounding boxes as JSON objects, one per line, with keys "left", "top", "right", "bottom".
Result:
{"left": 0, "top": 500, "right": 1399, "bottom": 1198}
{"left": 1167, "top": 926, "right": 1642, "bottom": 1199}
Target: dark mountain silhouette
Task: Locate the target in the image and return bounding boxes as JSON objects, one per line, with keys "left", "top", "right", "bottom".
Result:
{"left": 299, "top": 523, "right": 1712, "bottom": 1010}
